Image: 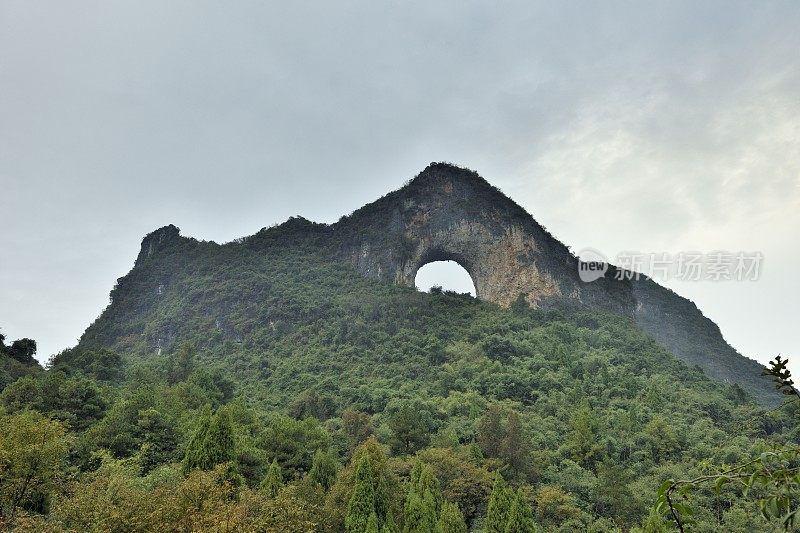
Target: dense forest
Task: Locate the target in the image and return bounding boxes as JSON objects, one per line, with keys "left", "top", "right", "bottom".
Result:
{"left": 1, "top": 230, "right": 797, "bottom": 532}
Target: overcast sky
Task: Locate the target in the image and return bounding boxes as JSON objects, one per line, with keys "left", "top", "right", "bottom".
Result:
{"left": 1, "top": 1, "right": 798, "bottom": 376}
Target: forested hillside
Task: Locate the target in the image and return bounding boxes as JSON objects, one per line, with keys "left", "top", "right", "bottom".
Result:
{"left": 0, "top": 224, "right": 796, "bottom": 531}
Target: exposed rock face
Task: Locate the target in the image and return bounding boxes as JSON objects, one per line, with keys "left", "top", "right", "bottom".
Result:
{"left": 334, "top": 163, "right": 634, "bottom": 314}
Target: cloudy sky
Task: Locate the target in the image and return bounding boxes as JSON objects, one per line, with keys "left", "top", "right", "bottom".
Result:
{"left": 1, "top": 1, "right": 798, "bottom": 376}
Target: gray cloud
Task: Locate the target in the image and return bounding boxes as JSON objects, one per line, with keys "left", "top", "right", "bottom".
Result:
{"left": 1, "top": 1, "right": 798, "bottom": 374}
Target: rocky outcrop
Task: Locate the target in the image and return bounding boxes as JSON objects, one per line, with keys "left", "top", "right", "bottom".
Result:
{"left": 334, "top": 163, "right": 633, "bottom": 314}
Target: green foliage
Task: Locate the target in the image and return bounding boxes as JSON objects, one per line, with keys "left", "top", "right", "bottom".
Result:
{"left": 366, "top": 511, "right": 380, "bottom": 533}
{"left": 437, "top": 501, "right": 467, "bottom": 533}
{"left": 0, "top": 333, "right": 42, "bottom": 391}
{"left": 49, "top": 346, "right": 123, "bottom": 382}
{"left": 261, "top": 458, "right": 284, "bottom": 497}
{"left": 652, "top": 356, "right": 800, "bottom": 532}
{"left": 347, "top": 456, "right": 377, "bottom": 532}
{"left": 309, "top": 449, "right": 338, "bottom": 491}
{"left": 4, "top": 338, "right": 37, "bottom": 365}
{"left": 258, "top": 413, "right": 331, "bottom": 477}
{"left": 0, "top": 410, "right": 69, "bottom": 525}
{"left": 403, "top": 491, "right": 436, "bottom": 532}
{"left": 167, "top": 341, "right": 195, "bottom": 384}
{"left": 181, "top": 405, "right": 235, "bottom": 474}
{"left": 403, "top": 460, "right": 445, "bottom": 532}
{"left": 388, "top": 401, "right": 433, "bottom": 455}
{"left": 564, "top": 400, "right": 604, "bottom": 470}
{"left": 333, "top": 437, "right": 400, "bottom": 533}
{"left": 504, "top": 489, "right": 536, "bottom": 532}
{"left": 486, "top": 472, "right": 513, "bottom": 533}
{"left": 136, "top": 407, "right": 180, "bottom": 473}
{"left": 0, "top": 232, "right": 794, "bottom": 531}
{"left": 1, "top": 372, "right": 107, "bottom": 431}
{"left": 477, "top": 404, "right": 505, "bottom": 458}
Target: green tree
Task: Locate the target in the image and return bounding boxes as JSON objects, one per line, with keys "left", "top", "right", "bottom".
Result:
{"left": 309, "top": 449, "right": 338, "bottom": 491}
{"left": 477, "top": 404, "right": 505, "bottom": 458}
{"left": 136, "top": 408, "right": 179, "bottom": 473}
{"left": 168, "top": 341, "right": 195, "bottom": 384}
{"left": 347, "top": 456, "right": 376, "bottom": 532}
{"left": 403, "top": 491, "right": 436, "bottom": 533}
{"left": 261, "top": 458, "right": 284, "bottom": 497}
{"left": 388, "top": 402, "right": 432, "bottom": 455}
{"left": 366, "top": 511, "right": 380, "bottom": 533}
{"left": 0, "top": 411, "right": 69, "bottom": 524}
{"left": 403, "top": 461, "right": 441, "bottom": 532}
{"left": 565, "top": 401, "right": 604, "bottom": 470}
{"left": 205, "top": 408, "right": 235, "bottom": 465}
{"left": 486, "top": 472, "right": 513, "bottom": 533}
{"left": 328, "top": 436, "right": 401, "bottom": 532}
{"left": 437, "top": 501, "right": 467, "bottom": 533}
{"left": 258, "top": 413, "right": 332, "bottom": 477}
{"left": 8, "top": 338, "right": 36, "bottom": 364}
{"left": 414, "top": 463, "right": 442, "bottom": 515}
{"left": 641, "top": 508, "right": 668, "bottom": 532}
{"left": 504, "top": 489, "right": 536, "bottom": 533}
{"left": 182, "top": 405, "right": 213, "bottom": 474}
{"left": 342, "top": 409, "right": 374, "bottom": 449}
{"left": 594, "top": 460, "right": 637, "bottom": 523}
{"left": 182, "top": 405, "right": 235, "bottom": 474}
{"left": 501, "top": 410, "right": 532, "bottom": 478}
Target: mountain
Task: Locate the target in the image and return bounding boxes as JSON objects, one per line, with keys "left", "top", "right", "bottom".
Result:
{"left": 79, "top": 162, "right": 775, "bottom": 404}
{"left": 5, "top": 163, "right": 792, "bottom": 531}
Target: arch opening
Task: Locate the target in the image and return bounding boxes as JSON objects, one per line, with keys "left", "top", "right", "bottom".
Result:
{"left": 414, "top": 260, "right": 476, "bottom": 297}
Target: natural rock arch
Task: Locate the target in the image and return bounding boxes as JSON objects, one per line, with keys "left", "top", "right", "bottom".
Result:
{"left": 335, "top": 163, "right": 631, "bottom": 311}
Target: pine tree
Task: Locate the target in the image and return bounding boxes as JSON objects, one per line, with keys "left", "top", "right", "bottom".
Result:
{"left": 309, "top": 449, "right": 338, "bottom": 490}
{"left": 504, "top": 490, "right": 536, "bottom": 533}
{"left": 437, "top": 502, "right": 467, "bottom": 533}
{"left": 375, "top": 473, "right": 396, "bottom": 531}
{"left": 565, "top": 401, "right": 603, "bottom": 469}
{"left": 403, "top": 491, "right": 436, "bottom": 533}
{"left": 409, "top": 460, "right": 424, "bottom": 488}
{"left": 485, "top": 472, "right": 513, "bottom": 533}
{"left": 260, "top": 458, "right": 284, "bottom": 497}
{"left": 416, "top": 465, "right": 442, "bottom": 515}
{"left": 642, "top": 508, "right": 668, "bottom": 532}
{"left": 346, "top": 456, "right": 376, "bottom": 532}
{"left": 403, "top": 462, "right": 441, "bottom": 533}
